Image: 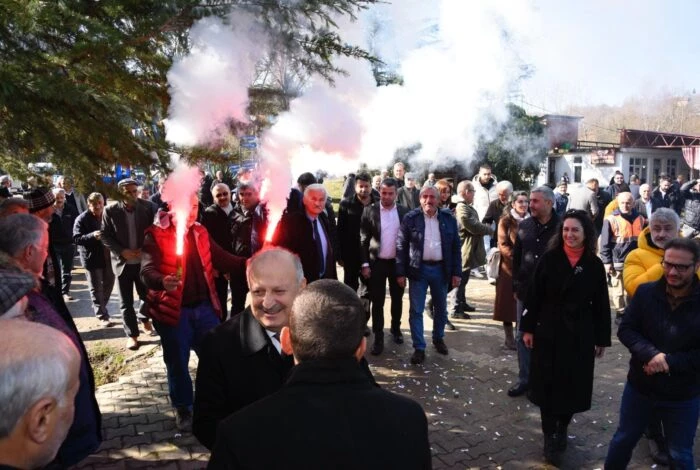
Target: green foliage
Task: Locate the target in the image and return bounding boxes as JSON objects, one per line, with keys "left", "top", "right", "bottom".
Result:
{"left": 473, "top": 104, "right": 547, "bottom": 189}
{"left": 0, "top": 0, "right": 378, "bottom": 189}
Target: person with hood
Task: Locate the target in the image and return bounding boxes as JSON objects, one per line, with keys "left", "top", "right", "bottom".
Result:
{"left": 599, "top": 192, "right": 646, "bottom": 325}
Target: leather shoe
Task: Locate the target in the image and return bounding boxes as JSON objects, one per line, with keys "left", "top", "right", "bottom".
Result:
{"left": 433, "top": 338, "right": 448, "bottom": 355}
{"left": 410, "top": 349, "right": 425, "bottom": 365}
{"left": 461, "top": 302, "right": 476, "bottom": 312}
{"left": 445, "top": 320, "right": 456, "bottom": 331}
{"left": 507, "top": 383, "right": 529, "bottom": 397}
{"left": 126, "top": 337, "right": 139, "bottom": 351}
{"left": 390, "top": 329, "right": 404, "bottom": 344}
{"left": 371, "top": 339, "right": 384, "bottom": 356}
{"left": 451, "top": 311, "right": 471, "bottom": 320}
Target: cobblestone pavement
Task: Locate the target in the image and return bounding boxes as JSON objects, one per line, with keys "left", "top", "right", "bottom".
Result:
{"left": 68, "top": 268, "right": 688, "bottom": 469}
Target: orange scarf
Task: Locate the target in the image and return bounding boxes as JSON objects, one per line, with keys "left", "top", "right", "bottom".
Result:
{"left": 563, "top": 244, "right": 584, "bottom": 267}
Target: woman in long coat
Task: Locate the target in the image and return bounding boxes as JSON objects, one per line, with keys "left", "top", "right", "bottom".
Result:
{"left": 493, "top": 191, "right": 529, "bottom": 349}
{"left": 521, "top": 210, "right": 611, "bottom": 466}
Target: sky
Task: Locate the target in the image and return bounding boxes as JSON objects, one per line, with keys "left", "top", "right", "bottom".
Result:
{"left": 520, "top": 0, "right": 699, "bottom": 111}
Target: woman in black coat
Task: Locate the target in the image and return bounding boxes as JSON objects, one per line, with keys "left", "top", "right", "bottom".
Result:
{"left": 521, "top": 210, "right": 612, "bottom": 466}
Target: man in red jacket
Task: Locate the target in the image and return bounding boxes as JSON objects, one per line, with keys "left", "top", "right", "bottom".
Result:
{"left": 141, "top": 193, "right": 246, "bottom": 431}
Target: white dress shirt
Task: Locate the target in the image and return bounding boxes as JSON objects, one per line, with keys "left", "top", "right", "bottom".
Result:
{"left": 378, "top": 204, "right": 400, "bottom": 259}
{"left": 422, "top": 212, "right": 442, "bottom": 261}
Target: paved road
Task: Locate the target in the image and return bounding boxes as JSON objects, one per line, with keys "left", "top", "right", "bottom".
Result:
{"left": 66, "top": 267, "right": 678, "bottom": 469}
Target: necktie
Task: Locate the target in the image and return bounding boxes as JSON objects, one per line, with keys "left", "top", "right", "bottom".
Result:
{"left": 312, "top": 218, "right": 325, "bottom": 277}
{"left": 273, "top": 332, "right": 280, "bottom": 342}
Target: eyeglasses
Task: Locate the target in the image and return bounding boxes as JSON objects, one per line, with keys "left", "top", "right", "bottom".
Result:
{"left": 661, "top": 261, "right": 695, "bottom": 273}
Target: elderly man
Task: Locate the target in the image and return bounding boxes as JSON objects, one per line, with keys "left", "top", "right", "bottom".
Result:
{"left": 208, "top": 279, "right": 431, "bottom": 470}
{"left": 274, "top": 183, "right": 337, "bottom": 283}
{"left": 229, "top": 181, "right": 268, "bottom": 315}
{"left": 56, "top": 175, "right": 87, "bottom": 214}
{"left": 372, "top": 174, "right": 382, "bottom": 193}
{"left": 397, "top": 185, "right": 461, "bottom": 365}
{"left": 510, "top": 186, "right": 559, "bottom": 397}
{"left": 0, "top": 321, "right": 81, "bottom": 470}
{"left": 201, "top": 183, "right": 237, "bottom": 317}
{"left": 102, "top": 178, "right": 157, "bottom": 350}
{"left": 635, "top": 183, "right": 653, "bottom": 218}
{"left": 74, "top": 192, "right": 115, "bottom": 326}
{"left": 338, "top": 172, "right": 376, "bottom": 294}
{"left": 193, "top": 248, "right": 304, "bottom": 449}
{"left": 600, "top": 192, "right": 646, "bottom": 324}
{"left": 360, "top": 178, "right": 408, "bottom": 355}
{"left": 140, "top": 192, "right": 246, "bottom": 432}
{"left": 0, "top": 214, "right": 102, "bottom": 466}
{"left": 393, "top": 161, "right": 406, "bottom": 188}
{"left": 454, "top": 181, "right": 494, "bottom": 318}
{"left": 397, "top": 172, "right": 420, "bottom": 210}
{"left": 50, "top": 188, "right": 79, "bottom": 300}
{"left": 606, "top": 238, "right": 700, "bottom": 469}
{"left": 483, "top": 180, "right": 513, "bottom": 228}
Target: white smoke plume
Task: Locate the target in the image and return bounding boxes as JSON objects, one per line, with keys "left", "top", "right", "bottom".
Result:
{"left": 165, "top": 13, "right": 268, "bottom": 146}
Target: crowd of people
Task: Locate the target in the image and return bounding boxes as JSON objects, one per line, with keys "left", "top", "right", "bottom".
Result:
{"left": 0, "top": 164, "right": 699, "bottom": 469}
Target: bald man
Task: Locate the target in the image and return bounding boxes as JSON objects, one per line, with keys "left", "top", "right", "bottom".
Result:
{"left": 0, "top": 320, "right": 81, "bottom": 470}
{"left": 208, "top": 280, "right": 431, "bottom": 469}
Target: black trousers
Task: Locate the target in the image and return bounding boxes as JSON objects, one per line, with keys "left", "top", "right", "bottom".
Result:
{"left": 116, "top": 263, "right": 149, "bottom": 337}
{"left": 343, "top": 260, "right": 369, "bottom": 298}
{"left": 369, "top": 259, "right": 404, "bottom": 336}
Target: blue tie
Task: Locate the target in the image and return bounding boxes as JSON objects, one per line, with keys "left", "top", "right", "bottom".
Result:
{"left": 313, "top": 218, "right": 325, "bottom": 277}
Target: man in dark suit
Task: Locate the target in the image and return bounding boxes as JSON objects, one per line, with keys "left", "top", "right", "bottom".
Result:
{"left": 396, "top": 186, "right": 461, "bottom": 365}
{"left": 397, "top": 172, "right": 420, "bottom": 209}
{"left": 360, "top": 177, "right": 408, "bottom": 355}
{"left": 207, "top": 279, "right": 431, "bottom": 470}
{"left": 273, "top": 183, "right": 337, "bottom": 283}
{"left": 193, "top": 248, "right": 305, "bottom": 450}
{"left": 201, "top": 183, "right": 237, "bottom": 318}
{"left": 101, "top": 178, "right": 157, "bottom": 350}
{"left": 338, "top": 172, "right": 377, "bottom": 293}
{"left": 651, "top": 174, "right": 683, "bottom": 215}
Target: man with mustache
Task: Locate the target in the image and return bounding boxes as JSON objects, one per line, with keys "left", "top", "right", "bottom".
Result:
{"left": 192, "top": 248, "right": 306, "bottom": 450}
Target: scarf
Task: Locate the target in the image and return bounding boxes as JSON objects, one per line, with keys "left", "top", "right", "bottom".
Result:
{"left": 510, "top": 208, "right": 530, "bottom": 222}
{"left": 563, "top": 244, "right": 585, "bottom": 267}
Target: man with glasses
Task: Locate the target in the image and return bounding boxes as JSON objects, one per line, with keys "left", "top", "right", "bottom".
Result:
{"left": 606, "top": 238, "right": 700, "bottom": 469}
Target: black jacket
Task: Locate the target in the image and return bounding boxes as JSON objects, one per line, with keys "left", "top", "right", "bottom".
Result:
{"left": 397, "top": 186, "right": 420, "bottom": 210}
{"left": 208, "top": 358, "right": 432, "bottom": 470}
{"left": 359, "top": 203, "right": 409, "bottom": 265}
{"left": 273, "top": 211, "right": 338, "bottom": 283}
{"left": 680, "top": 180, "right": 700, "bottom": 231}
{"left": 651, "top": 187, "right": 683, "bottom": 215}
{"left": 193, "top": 307, "right": 294, "bottom": 450}
{"left": 618, "top": 278, "right": 700, "bottom": 401}
{"left": 230, "top": 201, "right": 268, "bottom": 257}
{"left": 101, "top": 199, "right": 156, "bottom": 275}
{"left": 512, "top": 212, "right": 559, "bottom": 300}
{"left": 337, "top": 194, "right": 377, "bottom": 265}
{"left": 49, "top": 204, "right": 79, "bottom": 246}
{"left": 73, "top": 210, "right": 110, "bottom": 270}
{"left": 201, "top": 204, "right": 236, "bottom": 254}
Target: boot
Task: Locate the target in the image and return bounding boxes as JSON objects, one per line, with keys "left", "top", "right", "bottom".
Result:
{"left": 543, "top": 433, "right": 561, "bottom": 467}
{"left": 503, "top": 323, "right": 516, "bottom": 350}
{"left": 555, "top": 421, "right": 568, "bottom": 451}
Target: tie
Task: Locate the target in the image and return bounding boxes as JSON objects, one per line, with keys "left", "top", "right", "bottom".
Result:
{"left": 312, "top": 218, "right": 325, "bottom": 277}
{"left": 273, "top": 332, "right": 280, "bottom": 342}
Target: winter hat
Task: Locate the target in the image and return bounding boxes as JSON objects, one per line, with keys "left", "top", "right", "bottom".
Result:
{"left": 0, "top": 269, "right": 36, "bottom": 315}
{"left": 23, "top": 187, "right": 55, "bottom": 213}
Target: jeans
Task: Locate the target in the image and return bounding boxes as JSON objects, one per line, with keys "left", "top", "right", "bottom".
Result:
{"left": 153, "top": 300, "right": 220, "bottom": 409}
{"left": 369, "top": 259, "right": 404, "bottom": 336}
{"left": 54, "top": 244, "right": 75, "bottom": 295}
{"left": 454, "top": 270, "right": 470, "bottom": 311}
{"left": 116, "top": 263, "right": 149, "bottom": 337}
{"left": 516, "top": 299, "right": 530, "bottom": 386}
{"left": 85, "top": 266, "right": 115, "bottom": 320}
{"left": 408, "top": 263, "right": 447, "bottom": 350}
{"left": 605, "top": 382, "right": 699, "bottom": 470}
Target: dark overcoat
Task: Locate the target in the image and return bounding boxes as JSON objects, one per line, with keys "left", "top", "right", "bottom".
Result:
{"left": 520, "top": 248, "right": 612, "bottom": 414}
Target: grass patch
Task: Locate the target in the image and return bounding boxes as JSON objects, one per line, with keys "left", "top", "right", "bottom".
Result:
{"left": 324, "top": 177, "right": 344, "bottom": 213}
{"left": 88, "top": 342, "right": 128, "bottom": 387}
